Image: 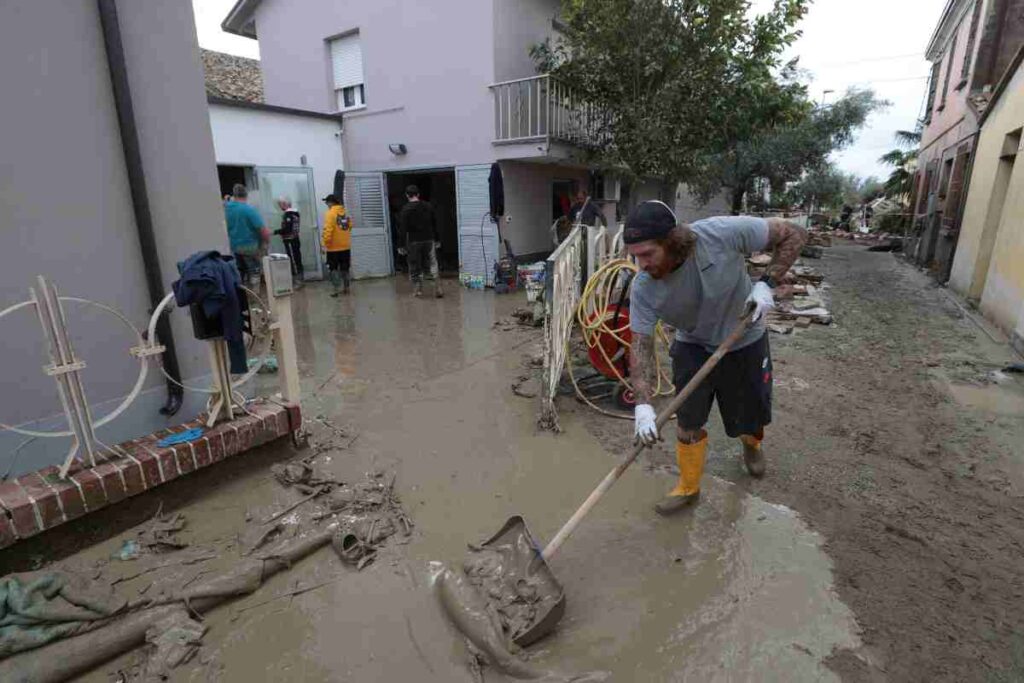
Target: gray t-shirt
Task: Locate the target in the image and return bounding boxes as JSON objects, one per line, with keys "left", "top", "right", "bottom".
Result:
{"left": 629, "top": 216, "right": 769, "bottom": 350}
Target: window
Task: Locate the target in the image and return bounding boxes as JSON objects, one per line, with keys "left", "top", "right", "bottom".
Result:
{"left": 330, "top": 33, "right": 365, "bottom": 111}
{"left": 959, "top": 1, "right": 983, "bottom": 86}
{"left": 924, "top": 62, "right": 940, "bottom": 122}
{"left": 939, "top": 32, "right": 958, "bottom": 110}
{"left": 341, "top": 84, "right": 365, "bottom": 109}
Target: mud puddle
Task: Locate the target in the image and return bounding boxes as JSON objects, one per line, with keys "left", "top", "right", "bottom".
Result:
{"left": 61, "top": 281, "right": 861, "bottom": 681}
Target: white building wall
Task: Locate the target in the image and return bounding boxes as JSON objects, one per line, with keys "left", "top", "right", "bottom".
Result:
{"left": 499, "top": 161, "right": 589, "bottom": 258}
{"left": 208, "top": 103, "right": 344, "bottom": 219}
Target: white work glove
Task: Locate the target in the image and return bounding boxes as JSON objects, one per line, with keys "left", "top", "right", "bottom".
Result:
{"left": 398, "top": 247, "right": 407, "bottom": 256}
{"left": 746, "top": 280, "right": 775, "bottom": 322}
{"left": 434, "top": 241, "right": 442, "bottom": 250}
{"left": 634, "top": 404, "right": 660, "bottom": 446}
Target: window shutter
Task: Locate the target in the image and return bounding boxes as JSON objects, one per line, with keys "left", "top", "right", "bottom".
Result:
{"left": 961, "top": 1, "right": 982, "bottom": 81}
{"left": 925, "top": 62, "right": 940, "bottom": 122}
{"left": 330, "top": 34, "right": 364, "bottom": 90}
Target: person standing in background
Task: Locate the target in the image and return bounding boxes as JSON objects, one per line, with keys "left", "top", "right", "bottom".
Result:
{"left": 397, "top": 185, "right": 443, "bottom": 299}
{"left": 274, "top": 197, "right": 304, "bottom": 288}
{"left": 223, "top": 183, "right": 270, "bottom": 287}
{"left": 321, "top": 194, "right": 352, "bottom": 297}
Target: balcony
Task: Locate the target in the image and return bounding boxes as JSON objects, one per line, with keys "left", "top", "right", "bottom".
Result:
{"left": 490, "top": 74, "right": 610, "bottom": 149}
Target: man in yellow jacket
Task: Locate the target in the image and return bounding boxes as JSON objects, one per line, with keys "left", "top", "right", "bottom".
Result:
{"left": 321, "top": 194, "right": 352, "bottom": 296}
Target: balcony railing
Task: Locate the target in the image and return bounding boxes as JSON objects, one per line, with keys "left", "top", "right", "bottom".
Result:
{"left": 490, "top": 74, "right": 610, "bottom": 149}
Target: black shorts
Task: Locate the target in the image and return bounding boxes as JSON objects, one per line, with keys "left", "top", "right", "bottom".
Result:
{"left": 326, "top": 250, "right": 350, "bottom": 271}
{"left": 671, "top": 332, "right": 772, "bottom": 438}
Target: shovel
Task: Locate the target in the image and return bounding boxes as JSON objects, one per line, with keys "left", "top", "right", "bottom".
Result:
{"left": 443, "top": 312, "right": 756, "bottom": 649}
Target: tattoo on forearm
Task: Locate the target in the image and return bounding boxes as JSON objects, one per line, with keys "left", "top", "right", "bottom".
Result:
{"left": 765, "top": 219, "right": 808, "bottom": 282}
{"left": 629, "top": 333, "right": 657, "bottom": 405}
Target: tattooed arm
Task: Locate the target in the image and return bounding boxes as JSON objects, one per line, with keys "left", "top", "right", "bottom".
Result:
{"left": 764, "top": 218, "right": 808, "bottom": 283}
{"left": 629, "top": 332, "right": 657, "bottom": 406}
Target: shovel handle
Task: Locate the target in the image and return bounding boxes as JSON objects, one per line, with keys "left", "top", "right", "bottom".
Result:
{"left": 541, "top": 312, "right": 755, "bottom": 562}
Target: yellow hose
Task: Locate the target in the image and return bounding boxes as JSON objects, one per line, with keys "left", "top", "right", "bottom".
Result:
{"left": 567, "top": 259, "right": 674, "bottom": 420}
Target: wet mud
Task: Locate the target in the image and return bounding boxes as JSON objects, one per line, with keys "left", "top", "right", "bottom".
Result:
{"left": 33, "top": 278, "right": 866, "bottom": 682}
{"left": 581, "top": 246, "right": 1024, "bottom": 681}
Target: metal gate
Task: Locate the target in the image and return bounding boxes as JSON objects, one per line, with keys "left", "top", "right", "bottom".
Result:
{"left": 456, "top": 164, "right": 499, "bottom": 286}
{"left": 344, "top": 172, "right": 393, "bottom": 279}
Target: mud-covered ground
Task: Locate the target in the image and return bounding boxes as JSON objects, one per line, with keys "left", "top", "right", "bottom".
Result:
{"left": 577, "top": 244, "right": 1024, "bottom": 682}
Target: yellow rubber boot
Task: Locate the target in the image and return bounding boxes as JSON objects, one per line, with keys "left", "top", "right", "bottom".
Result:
{"left": 740, "top": 434, "right": 766, "bottom": 478}
{"left": 655, "top": 432, "right": 707, "bottom": 516}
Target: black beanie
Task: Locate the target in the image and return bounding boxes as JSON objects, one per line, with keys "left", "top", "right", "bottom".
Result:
{"left": 623, "top": 201, "right": 677, "bottom": 244}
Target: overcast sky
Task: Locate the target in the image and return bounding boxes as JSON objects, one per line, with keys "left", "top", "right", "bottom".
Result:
{"left": 192, "top": 0, "right": 939, "bottom": 181}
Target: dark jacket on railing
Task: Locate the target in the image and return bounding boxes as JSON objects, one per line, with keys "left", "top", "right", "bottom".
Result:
{"left": 172, "top": 251, "right": 248, "bottom": 374}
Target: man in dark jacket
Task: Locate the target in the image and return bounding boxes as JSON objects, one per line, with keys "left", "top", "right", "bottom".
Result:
{"left": 273, "top": 198, "right": 303, "bottom": 286}
{"left": 397, "top": 185, "right": 443, "bottom": 298}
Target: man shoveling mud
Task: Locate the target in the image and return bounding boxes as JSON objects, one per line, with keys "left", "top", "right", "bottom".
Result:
{"left": 626, "top": 201, "right": 806, "bottom": 515}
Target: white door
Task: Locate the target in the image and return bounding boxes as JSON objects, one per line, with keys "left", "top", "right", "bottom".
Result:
{"left": 456, "top": 164, "right": 499, "bottom": 286}
{"left": 343, "top": 172, "right": 393, "bottom": 279}
{"left": 253, "top": 166, "right": 323, "bottom": 280}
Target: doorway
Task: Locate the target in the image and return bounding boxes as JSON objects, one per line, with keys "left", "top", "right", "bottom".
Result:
{"left": 217, "top": 165, "right": 250, "bottom": 199}
{"left": 386, "top": 169, "right": 459, "bottom": 274}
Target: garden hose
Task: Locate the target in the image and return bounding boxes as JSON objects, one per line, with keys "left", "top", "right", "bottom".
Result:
{"left": 567, "top": 258, "right": 674, "bottom": 419}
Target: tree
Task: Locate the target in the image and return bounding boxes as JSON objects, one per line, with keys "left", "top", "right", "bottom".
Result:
{"left": 785, "top": 164, "right": 853, "bottom": 214}
{"left": 698, "top": 88, "right": 887, "bottom": 212}
{"left": 880, "top": 128, "right": 921, "bottom": 204}
{"left": 532, "top": 0, "right": 810, "bottom": 197}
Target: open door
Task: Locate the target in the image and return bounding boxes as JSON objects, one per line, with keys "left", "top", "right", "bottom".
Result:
{"left": 457, "top": 164, "right": 499, "bottom": 286}
{"left": 253, "top": 166, "right": 323, "bottom": 280}
{"left": 344, "top": 172, "right": 393, "bottom": 279}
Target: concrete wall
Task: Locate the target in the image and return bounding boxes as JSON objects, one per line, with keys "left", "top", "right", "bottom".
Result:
{"left": 493, "top": 0, "right": 559, "bottom": 83}
{"left": 0, "top": 0, "right": 223, "bottom": 473}
{"left": 255, "top": 0, "right": 498, "bottom": 172}
{"left": 499, "top": 161, "right": 588, "bottom": 257}
{"left": 208, "top": 102, "right": 343, "bottom": 227}
{"left": 949, "top": 60, "right": 1024, "bottom": 336}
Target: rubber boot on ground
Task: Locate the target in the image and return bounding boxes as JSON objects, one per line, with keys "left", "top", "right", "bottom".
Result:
{"left": 740, "top": 434, "right": 766, "bottom": 478}
{"left": 413, "top": 281, "right": 423, "bottom": 298}
{"left": 655, "top": 432, "right": 707, "bottom": 516}
{"left": 328, "top": 269, "right": 342, "bottom": 297}
{"left": 342, "top": 270, "right": 351, "bottom": 295}
{"left": 434, "top": 279, "right": 444, "bottom": 299}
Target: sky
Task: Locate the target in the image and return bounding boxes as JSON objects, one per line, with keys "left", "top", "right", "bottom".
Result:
{"left": 192, "top": 0, "right": 940, "bottom": 181}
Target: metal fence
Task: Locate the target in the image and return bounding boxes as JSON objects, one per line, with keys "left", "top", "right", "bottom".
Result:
{"left": 540, "top": 225, "right": 584, "bottom": 429}
{"left": 0, "top": 261, "right": 300, "bottom": 480}
{"left": 490, "top": 74, "right": 611, "bottom": 148}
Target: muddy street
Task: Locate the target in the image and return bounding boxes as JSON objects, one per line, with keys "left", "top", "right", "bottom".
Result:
{"left": 8, "top": 245, "right": 1024, "bottom": 682}
{"left": 582, "top": 244, "right": 1024, "bottom": 681}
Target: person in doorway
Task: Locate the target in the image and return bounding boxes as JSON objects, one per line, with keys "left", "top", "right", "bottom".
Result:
{"left": 321, "top": 194, "right": 352, "bottom": 296}
{"left": 224, "top": 183, "right": 270, "bottom": 287}
{"left": 626, "top": 200, "right": 806, "bottom": 516}
{"left": 569, "top": 188, "right": 606, "bottom": 228}
{"left": 397, "top": 185, "right": 443, "bottom": 299}
{"left": 274, "top": 197, "right": 304, "bottom": 287}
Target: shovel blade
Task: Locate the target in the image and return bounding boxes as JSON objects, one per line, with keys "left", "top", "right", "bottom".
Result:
{"left": 477, "top": 515, "right": 566, "bottom": 647}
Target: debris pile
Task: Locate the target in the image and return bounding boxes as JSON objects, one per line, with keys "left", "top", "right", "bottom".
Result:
{"left": 748, "top": 253, "right": 833, "bottom": 335}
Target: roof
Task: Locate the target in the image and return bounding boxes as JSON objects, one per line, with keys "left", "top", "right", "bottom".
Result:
{"left": 201, "top": 49, "right": 263, "bottom": 104}
{"left": 207, "top": 97, "right": 345, "bottom": 123}
{"left": 925, "top": 0, "right": 972, "bottom": 60}
{"left": 222, "top": 0, "right": 261, "bottom": 39}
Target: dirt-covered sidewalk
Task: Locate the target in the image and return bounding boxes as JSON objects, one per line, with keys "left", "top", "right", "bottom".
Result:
{"left": 577, "top": 244, "right": 1024, "bottom": 681}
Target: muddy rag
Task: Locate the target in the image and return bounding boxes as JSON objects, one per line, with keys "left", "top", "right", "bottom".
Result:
{"left": 0, "top": 572, "right": 127, "bottom": 657}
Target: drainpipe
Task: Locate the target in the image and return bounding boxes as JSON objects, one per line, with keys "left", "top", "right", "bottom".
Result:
{"left": 97, "top": 0, "right": 183, "bottom": 416}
